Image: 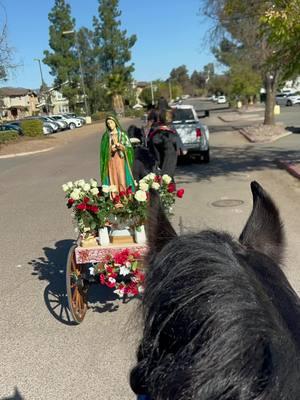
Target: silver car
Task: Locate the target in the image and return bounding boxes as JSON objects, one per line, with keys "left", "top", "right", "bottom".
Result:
{"left": 276, "top": 92, "right": 300, "bottom": 106}
{"left": 171, "top": 105, "right": 210, "bottom": 163}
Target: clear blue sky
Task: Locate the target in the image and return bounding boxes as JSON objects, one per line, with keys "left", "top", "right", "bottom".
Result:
{"left": 2, "top": 0, "right": 215, "bottom": 89}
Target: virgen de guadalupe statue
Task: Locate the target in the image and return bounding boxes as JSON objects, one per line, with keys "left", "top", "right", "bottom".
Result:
{"left": 100, "top": 115, "right": 135, "bottom": 196}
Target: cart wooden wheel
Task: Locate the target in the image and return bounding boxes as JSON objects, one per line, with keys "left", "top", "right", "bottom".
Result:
{"left": 66, "top": 245, "right": 88, "bottom": 324}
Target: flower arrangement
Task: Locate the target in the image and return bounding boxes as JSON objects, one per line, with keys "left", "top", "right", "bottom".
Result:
{"left": 62, "top": 179, "right": 112, "bottom": 235}
{"left": 89, "top": 248, "right": 145, "bottom": 298}
{"left": 62, "top": 174, "right": 184, "bottom": 236}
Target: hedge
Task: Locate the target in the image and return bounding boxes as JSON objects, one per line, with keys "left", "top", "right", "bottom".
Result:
{"left": 21, "top": 119, "right": 43, "bottom": 137}
{"left": 0, "top": 131, "right": 20, "bottom": 144}
{"left": 91, "top": 111, "right": 110, "bottom": 122}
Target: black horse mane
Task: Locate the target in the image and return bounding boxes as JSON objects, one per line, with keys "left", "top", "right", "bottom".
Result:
{"left": 130, "top": 181, "right": 300, "bottom": 399}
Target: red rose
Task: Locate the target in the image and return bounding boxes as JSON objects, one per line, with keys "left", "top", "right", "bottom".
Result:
{"left": 113, "top": 195, "right": 121, "bottom": 204}
{"left": 100, "top": 274, "right": 106, "bottom": 285}
{"left": 167, "top": 183, "right": 176, "bottom": 193}
{"left": 83, "top": 197, "right": 90, "bottom": 203}
{"left": 177, "top": 188, "right": 185, "bottom": 198}
{"left": 67, "top": 198, "right": 75, "bottom": 205}
{"left": 106, "top": 277, "right": 116, "bottom": 288}
{"left": 88, "top": 205, "right": 99, "bottom": 213}
{"left": 114, "top": 249, "right": 130, "bottom": 265}
{"left": 119, "top": 191, "right": 126, "bottom": 198}
{"left": 76, "top": 203, "right": 87, "bottom": 211}
{"left": 154, "top": 175, "right": 162, "bottom": 183}
{"left": 126, "top": 186, "right": 133, "bottom": 195}
{"left": 106, "top": 266, "right": 114, "bottom": 274}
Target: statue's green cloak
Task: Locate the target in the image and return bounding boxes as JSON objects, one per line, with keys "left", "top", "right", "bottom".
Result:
{"left": 100, "top": 115, "right": 135, "bottom": 190}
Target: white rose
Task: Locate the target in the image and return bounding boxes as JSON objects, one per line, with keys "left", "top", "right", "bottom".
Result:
{"left": 148, "top": 173, "right": 156, "bottom": 180}
{"left": 135, "top": 190, "right": 147, "bottom": 202}
{"left": 102, "top": 185, "right": 110, "bottom": 193}
{"left": 83, "top": 183, "right": 91, "bottom": 192}
{"left": 139, "top": 182, "right": 149, "bottom": 191}
{"left": 110, "top": 185, "right": 118, "bottom": 193}
{"left": 162, "top": 174, "right": 172, "bottom": 184}
{"left": 62, "top": 184, "right": 69, "bottom": 192}
{"left": 77, "top": 179, "right": 85, "bottom": 187}
{"left": 67, "top": 181, "right": 73, "bottom": 189}
{"left": 90, "top": 179, "right": 98, "bottom": 188}
{"left": 70, "top": 191, "right": 80, "bottom": 200}
{"left": 91, "top": 187, "right": 99, "bottom": 195}
{"left": 151, "top": 182, "right": 160, "bottom": 190}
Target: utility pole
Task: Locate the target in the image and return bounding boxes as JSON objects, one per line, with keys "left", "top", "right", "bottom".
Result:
{"left": 150, "top": 81, "right": 154, "bottom": 105}
{"left": 34, "top": 58, "right": 48, "bottom": 114}
{"left": 34, "top": 58, "right": 46, "bottom": 87}
{"left": 62, "top": 30, "right": 89, "bottom": 116}
{"left": 168, "top": 80, "right": 173, "bottom": 102}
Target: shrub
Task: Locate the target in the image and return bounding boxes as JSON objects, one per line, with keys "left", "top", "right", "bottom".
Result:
{"left": 124, "top": 108, "right": 145, "bottom": 118}
{"left": 0, "top": 131, "right": 20, "bottom": 144}
{"left": 21, "top": 119, "right": 43, "bottom": 137}
{"left": 91, "top": 111, "right": 110, "bottom": 121}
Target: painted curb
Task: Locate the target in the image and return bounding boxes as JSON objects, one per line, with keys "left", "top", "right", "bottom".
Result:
{"left": 239, "top": 129, "right": 292, "bottom": 144}
{"left": 279, "top": 160, "right": 300, "bottom": 180}
{"left": 0, "top": 147, "right": 55, "bottom": 159}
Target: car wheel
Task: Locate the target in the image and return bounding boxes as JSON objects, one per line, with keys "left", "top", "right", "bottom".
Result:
{"left": 203, "top": 150, "right": 210, "bottom": 163}
{"left": 287, "top": 100, "right": 292, "bottom": 106}
{"left": 69, "top": 122, "right": 76, "bottom": 130}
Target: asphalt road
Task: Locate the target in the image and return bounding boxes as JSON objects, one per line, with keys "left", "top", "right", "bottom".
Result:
{"left": 1, "top": 115, "right": 300, "bottom": 399}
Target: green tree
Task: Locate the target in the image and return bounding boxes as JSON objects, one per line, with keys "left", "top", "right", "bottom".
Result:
{"left": 169, "top": 65, "right": 190, "bottom": 91}
{"left": 93, "top": 0, "right": 137, "bottom": 113}
{"left": 201, "top": 0, "right": 300, "bottom": 125}
{"left": 43, "top": 0, "right": 80, "bottom": 110}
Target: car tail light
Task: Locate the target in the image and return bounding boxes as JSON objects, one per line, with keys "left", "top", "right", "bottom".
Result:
{"left": 196, "top": 128, "right": 202, "bottom": 137}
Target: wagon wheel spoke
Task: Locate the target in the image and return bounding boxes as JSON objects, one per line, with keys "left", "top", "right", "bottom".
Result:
{"left": 66, "top": 245, "right": 88, "bottom": 324}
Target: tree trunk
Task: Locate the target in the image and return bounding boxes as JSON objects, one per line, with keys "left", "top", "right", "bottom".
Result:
{"left": 264, "top": 73, "right": 278, "bottom": 125}
{"left": 112, "top": 94, "right": 124, "bottom": 116}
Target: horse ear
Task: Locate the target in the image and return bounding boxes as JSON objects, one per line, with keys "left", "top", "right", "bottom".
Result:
{"left": 239, "top": 181, "right": 285, "bottom": 263}
{"left": 146, "top": 189, "right": 177, "bottom": 254}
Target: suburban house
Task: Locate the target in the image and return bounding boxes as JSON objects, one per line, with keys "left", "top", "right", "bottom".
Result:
{"left": 36, "top": 88, "right": 69, "bottom": 115}
{"left": 0, "top": 87, "right": 38, "bottom": 120}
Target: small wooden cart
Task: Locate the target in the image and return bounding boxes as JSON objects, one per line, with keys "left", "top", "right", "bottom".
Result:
{"left": 66, "top": 241, "right": 148, "bottom": 324}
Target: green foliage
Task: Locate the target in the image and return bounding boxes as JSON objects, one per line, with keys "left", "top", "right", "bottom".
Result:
{"left": 21, "top": 120, "right": 43, "bottom": 137}
{"left": 169, "top": 65, "right": 190, "bottom": 89}
{"left": 93, "top": 0, "right": 137, "bottom": 110}
{"left": 43, "top": 0, "right": 80, "bottom": 109}
{"left": 0, "top": 131, "right": 19, "bottom": 144}
{"left": 91, "top": 111, "right": 110, "bottom": 121}
{"left": 124, "top": 108, "right": 144, "bottom": 118}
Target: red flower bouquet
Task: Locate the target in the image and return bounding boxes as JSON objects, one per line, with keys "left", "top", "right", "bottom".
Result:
{"left": 94, "top": 248, "right": 145, "bottom": 298}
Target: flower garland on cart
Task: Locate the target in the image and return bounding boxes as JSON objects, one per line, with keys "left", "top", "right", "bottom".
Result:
{"left": 62, "top": 173, "right": 184, "bottom": 297}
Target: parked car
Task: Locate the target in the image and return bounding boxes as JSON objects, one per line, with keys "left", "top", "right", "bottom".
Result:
{"left": 171, "top": 105, "right": 210, "bottom": 163}
{"left": 217, "top": 95, "right": 227, "bottom": 104}
{"left": 43, "top": 123, "right": 54, "bottom": 135}
{"left": 51, "top": 114, "right": 82, "bottom": 129}
{"left": 61, "top": 113, "right": 86, "bottom": 125}
{"left": 47, "top": 116, "right": 68, "bottom": 130}
{"left": 276, "top": 92, "right": 300, "bottom": 106}
{"left": 0, "top": 123, "right": 23, "bottom": 135}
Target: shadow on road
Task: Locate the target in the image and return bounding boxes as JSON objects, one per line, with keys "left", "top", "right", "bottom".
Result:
{"left": 29, "top": 239, "right": 121, "bottom": 325}
{"left": 1, "top": 387, "right": 24, "bottom": 400}
{"left": 176, "top": 144, "right": 300, "bottom": 184}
